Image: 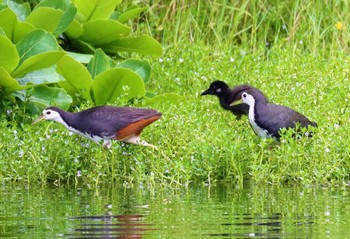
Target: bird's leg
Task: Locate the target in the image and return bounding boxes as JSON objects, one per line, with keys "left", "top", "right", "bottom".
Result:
{"left": 122, "top": 135, "right": 158, "bottom": 149}
{"left": 102, "top": 140, "right": 112, "bottom": 149}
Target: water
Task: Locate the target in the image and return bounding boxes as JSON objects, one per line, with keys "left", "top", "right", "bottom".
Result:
{"left": 0, "top": 183, "right": 349, "bottom": 238}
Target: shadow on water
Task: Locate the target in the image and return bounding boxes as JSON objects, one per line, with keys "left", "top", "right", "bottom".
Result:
{"left": 64, "top": 214, "right": 157, "bottom": 239}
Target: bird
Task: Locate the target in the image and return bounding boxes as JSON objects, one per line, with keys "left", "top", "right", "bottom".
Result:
{"left": 230, "top": 90, "right": 317, "bottom": 139}
{"left": 201, "top": 80, "right": 268, "bottom": 119}
{"left": 32, "top": 106, "right": 161, "bottom": 148}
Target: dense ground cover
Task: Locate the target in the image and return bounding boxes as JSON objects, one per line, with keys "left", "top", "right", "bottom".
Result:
{"left": 1, "top": 0, "right": 349, "bottom": 187}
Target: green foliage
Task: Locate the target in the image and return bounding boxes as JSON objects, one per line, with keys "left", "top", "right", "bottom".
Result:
{"left": 0, "top": 0, "right": 162, "bottom": 111}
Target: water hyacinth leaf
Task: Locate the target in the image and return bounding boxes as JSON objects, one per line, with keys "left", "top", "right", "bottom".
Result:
{"left": 118, "top": 59, "right": 151, "bottom": 84}
{"left": 16, "top": 29, "right": 59, "bottom": 66}
{"left": 56, "top": 55, "right": 92, "bottom": 101}
{"left": 16, "top": 67, "right": 64, "bottom": 86}
{"left": 11, "top": 51, "right": 65, "bottom": 78}
{"left": 0, "top": 34, "right": 19, "bottom": 73}
{"left": 102, "top": 34, "right": 162, "bottom": 56}
{"left": 0, "top": 67, "right": 24, "bottom": 91}
{"left": 29, "top": 85, "right": 72, "bottom": 110}
{"left": 91, "top": 68, "right": 145, "bottom": 105}
{"left": 4, "top": 0, "right": 31, "bottom": 21}
{"left": 87, "top": 49, "right": 110, "bottom": 79}
{"left": 114, "top": 7, "right": 147, "bottom": 23}
{"left": 25, "top": 7, "right": 64, "bottom": 34}
{"left": 0, "top": 8, "right": 35, "bottom": 43}
{"left": 73, "top": 0, "right": 122, "bottom": 23}
{"left": 35, "top": 0, "right": 77, "bottom": 37}
{"left": 80, "top": 19, "right": 131, "bottom": 46}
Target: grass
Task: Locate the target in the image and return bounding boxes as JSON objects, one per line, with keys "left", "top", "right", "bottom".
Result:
{"left": 1, "top": 1, "right": 350, "bottom": 187}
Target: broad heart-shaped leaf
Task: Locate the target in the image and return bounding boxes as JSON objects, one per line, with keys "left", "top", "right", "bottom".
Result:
{"left": 35, "top": 0, "right": 77, "bottom": 37}
{"left": 16, "top": 66, "right": 64, "bottom": 86}
{"left": 28, "top": 85, "right": 72, "bottom": 110}
{"left": 4, "top": 0, "right": 31, "bottom": 21}
{"left": 16, "top": 29, "right": 59, "bottom": 66}
{"left": 0, "top": 67, "right": 24, "bottom": 91}
{"left": 73, "top": 0, "right": 121, "bottom": 23}
{"left": 56, "top": 55, "right": 92, "bottom": 101}
{"left": 80, "top": 19, "right": 131, "bottom": 46}
{"left": 11, "top": 51, "right": 65, "bottom": 78}
{"left": 0, "top": 34, "right": 19, "bottom": 73}
{"left": 118, "top": 59, "right": 151, "bottom": 84}
{"left": 114, "top": 7, "right": 147, "bottom": 23}
{"left": 87, "top": 49, "right": 110, "bottom": 79}
{"left": 25, "top": 7, "right": 64, "bottom": 34}
{"left": 0, "top": 7, "right": 35, "bottom": 43}
{"left": 91, "top": 68, "right": 145, "bottom": 105}
{"left": 102, "top": 34, "right": 162, "bottom": 56}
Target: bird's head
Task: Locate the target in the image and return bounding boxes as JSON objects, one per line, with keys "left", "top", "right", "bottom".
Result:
{"left": 230, "top": 90, "right": 259, "bottom": 107}
{"left": 32, "top": 107, "right": 62, "bottom": 125}
{"left": 201, "top": 81, "right": 230, "bottom": 96}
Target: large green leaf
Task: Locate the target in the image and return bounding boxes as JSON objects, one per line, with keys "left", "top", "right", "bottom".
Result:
{"left": 56, "top": 55, "right": 92, "bottom": 101}
{"left": 28, "top": 85, "right": 72, "bottom": 110}
{"left": 73, "top": 0, "right": 122, "bottom": 23}
{"left": 102, "top": 34, "right": 162, "bottom": 56}
{"left": 35, "top": 0, "right": 77, "bottom": 37}
{"left": 118, "top": 59, "right": 151, "bottom": 84}
{"left": 0, "top": 7, "right": 35, "bottom": 43}
{"left": 0, "top": 67, "right": 24, "bottom": 91}
{"left": 16, "top": 29, "right": 60, "bottom": 66}
{"left": 11, "top": 51, "right": 65, "bottom": 78}
{"left": 91, "top": 68, "right": 145, "bottom": 105}
{"left": 16, "top": 67, "right": 64, "bottom": 86}
{"left": 66, "top": 51, "right": 93, "bottom": 64}
{"left": 4, "top": 0, "right": 31, "bottom": 21}
{"left": 114, "top": 7, "right": 147, "bottom": 23}
{"left": 0, "top": 34, "right": 19, "bottom": 73}
{"left": 25, "top": 7, "right": 63, "bottom": 34}
{"left": 65, "top": 18, "right": 83, "bottom": 39}
{"left": 87, "top": 49, "right": 110, "bottom": 79}
{"left": 80, "top": 19, "right": 131, "bottom": 45}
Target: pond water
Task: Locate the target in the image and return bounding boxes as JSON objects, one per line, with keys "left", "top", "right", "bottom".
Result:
{"left": 0, "top": 183, "right": 349, "bottom": 238}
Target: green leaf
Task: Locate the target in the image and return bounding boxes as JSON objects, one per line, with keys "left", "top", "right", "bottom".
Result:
{"left": 12, "top": 51, "right": 65, "bottom": 78}
{"left": 73, "top": 0, "right": 122, "bottom": 23}
{"left": 0, "top": 67, "right": 24, "bottom": 91}
{"left": 87, "top": 49, "right": 110, "bottom": 79}
{"left": 56, "top": 55, "right": 92, "bottom": 101}
{"left": 0, "top": 34, "right": 19, "bottom": 73}
{"left": 25, "top": 7, "right": 64, "bottom": 34}
{"left": 0, "top": 8, "right": 35, "bottom": 43}
{"left": 115, "top": 7, "right": 147, "bottom": 23}
{"left": 16, "top": 67, "right": 64, "bottom": 86}
{"left": 118, "top": 59, "right": 151, "bottom": 84}
{"left": 28, "top": 85, "right": 72, "bottom": 110}
{"left": 91, "top": 68, "right": 145, "bottom": 105}
{"left": 65, "top": 18, "right": 83, "bottom": 39}
{"left": 35, "top": 0, "right": 77, "bottom": 36}
{"left": 102, "top": 34, "right": 162, "bottom": 56}
{"left": 16, "top": 29, "right": 60, "bottom": 65}
{"left": 66, "top": 51, "right": 93, "bottom": 64}
{"left": 80, "top": 19, "right": 131, "bottom": 45}
{"left": 4, "top": 0, "right": 31, "bottom": 21}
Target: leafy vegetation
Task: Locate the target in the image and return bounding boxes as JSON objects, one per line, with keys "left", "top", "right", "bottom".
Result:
{"left": 0, "top": 0, "right": 349, "bottom": 188}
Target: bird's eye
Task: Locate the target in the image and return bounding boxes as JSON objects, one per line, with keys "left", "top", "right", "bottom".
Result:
{"left": 216, "top": 88, "right": 222, "bottom": 93}
{"left": 242, "top": 93, "right": 247, "bottom": 98}
{"left": 46, "top": 111, "right": 51, "bottom": 115}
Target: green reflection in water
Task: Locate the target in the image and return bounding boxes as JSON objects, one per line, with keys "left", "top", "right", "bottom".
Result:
{"left": 0, "top": 184, "right": 349, "bottom": 238}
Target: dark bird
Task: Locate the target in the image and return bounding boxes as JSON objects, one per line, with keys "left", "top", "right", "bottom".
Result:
{"left": 32, "top": 106, "right": 161, "bottom": 148}
{"left": 201, "top": 80, "right": 268, "bottom": 119}
{"left": 230, "top": 90, "right": 317, "bottom": 139}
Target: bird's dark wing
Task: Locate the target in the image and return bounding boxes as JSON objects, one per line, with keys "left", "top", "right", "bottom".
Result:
{"left": 77, "top": 106, "right": 161, "bottom": 137}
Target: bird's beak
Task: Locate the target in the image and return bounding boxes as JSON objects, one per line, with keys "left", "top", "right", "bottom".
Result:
{"left": 230, "top": 99, "right": 244, "bottom": 106}
{"left": 32, "top": 115, "right": 45, "bottom": 125}
{"left": 201, "top": 89, "right": 211, "bottom": 95}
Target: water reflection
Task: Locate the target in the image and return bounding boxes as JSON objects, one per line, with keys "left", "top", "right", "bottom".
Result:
{"left": 0, "top": 184, "right": 349, "bottom": 238}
